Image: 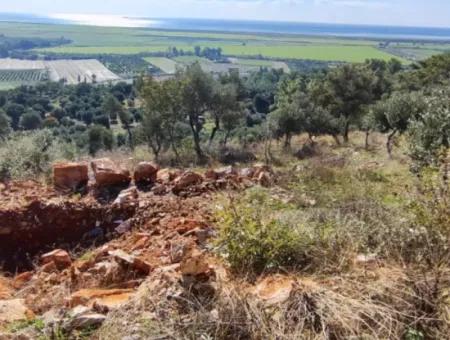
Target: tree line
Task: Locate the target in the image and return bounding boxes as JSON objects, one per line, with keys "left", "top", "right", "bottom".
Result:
{"left": 0, "top": 53, "right": 449, "bottom": 171}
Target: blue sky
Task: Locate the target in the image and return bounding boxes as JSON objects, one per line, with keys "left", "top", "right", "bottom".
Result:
{"left": 0, "top": 0, "right": 449, "bottom": 28}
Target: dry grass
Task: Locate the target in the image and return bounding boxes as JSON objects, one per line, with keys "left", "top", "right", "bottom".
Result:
{"left": 96, "top": 261, "right": 449, "bottom": 340}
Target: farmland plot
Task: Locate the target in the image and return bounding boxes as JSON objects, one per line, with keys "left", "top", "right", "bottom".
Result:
{"left": 46, "top": 59, "right": 120, "bottom": 84}
{"left": 229, "top": 57, "right": 290, "bottom": 72}
{"left": 0, "top": 58, "right": 120, "bottom": 87}
{"left": 0, "top": 58, "right": 46, "bottom": 70}
{"left": 0, "top": 69, "right": 47, "bottom": 82}
{"left": 144, "top": 57, "right": 179, "bottom": 74}
{"left": 0, "top": 60, "right": 49, "bottom": 89}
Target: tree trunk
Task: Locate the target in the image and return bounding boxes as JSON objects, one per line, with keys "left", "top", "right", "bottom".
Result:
{"left": 386, "top": 129, "right": 397, "bottom": 158}
{"left": 126, "top": 126, "right": 133, "bottom": 150}
{"left": 365, "top": 129, "right": 370, "bottom": 150}
{"left": 264, "top": 135, "right": 273, "bottom": 164}
{"left": 171, "top": 141, "right": 180, "bottom": 162}
{"left": 150, "top": 142, "right": 161, "bottom": 161}
{"left": 208, "top": 118, "right": 220, "bottom": 147}
{"left": 223, "top": 130, "right": 231, "bottom": 146}
{"left": 343, "top": 119, "right": 350, "bottom": 143}
{"left": 193, "top": 130, "right": 204, "bottom": 160}
{"left": 284, "top": 133, "right": 291, "bottom": 149}
{"left": 189, "top": 115, "right": 205, "bottom": 162}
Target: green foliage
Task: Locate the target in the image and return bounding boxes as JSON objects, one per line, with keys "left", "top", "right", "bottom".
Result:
{"left": 408, "top": 87, "right": 450, "bottom": 169}
{"left": 19, "top": 110, "right": 42, "bottom": 130}
{"left": 397, "top": 53, "right": 450, "bottom": 91}
{"left": 311, "top": 63, "right": 380, "bottom": 142}
{"left": 209, "top": 82, "right": 244, "bottom": 145}
{"left": 181, "top": 63, "right": 215, "bottom": 159}
{"left": 102, "top": 94, "right": 123, "bottom": 121}
{"left": 270, "top": 77, "right": 340, "bottom": 147}
{"left": 5, "top": 102, "right": 25, "bottom": 129}
{"left": 88, "top": 124, "right": 114, "bottom": 155}
{"left": 6, "top": 318, "right": 45, "bottom": 334}
{"left": 215, "top": 188, "right": 307, "bottom": 274}
{"left": 371, "top": 92, "right": 426, "bottom": 134}
{"left": 0, "top": 109, "right": 11, "bottom": 139}
{"left": 270, "top": 78, "right": 306, "bottom": 146}
{"left": 370, "top": 91, "right": 427, "bottom": 155}
{"left": 404, "top": 328, "right": 425, "bottom": 340}
{"left": 139, "top": 76, "right": 188, "bottom": 159}
{"left": 0, "top": 129, "right": 76, "bottom": 180}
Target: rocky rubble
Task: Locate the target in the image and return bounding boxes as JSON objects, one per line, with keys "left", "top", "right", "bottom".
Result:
{"left": 0, "top": 160, "right": 276, "bottom": 337}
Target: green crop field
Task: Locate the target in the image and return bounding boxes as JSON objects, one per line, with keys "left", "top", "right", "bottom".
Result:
{"left": 144, "top": 57, "right": 179, "bottom": 74}
{"left": 38, "top": 45, "right": 194, "bottom": 55}
{"left": 231, "top": 58, "right": 275, "bottom": 67}
{"left": 2, "top": 21, "right": 446, "bottom": 63}
{"left": 40, "top": 43, "right": 402, "bottom": 62}
{"left": 0, "top": 69, "right": 47, "bottom": 89}
{"left": 221, "top": 45, "right": 400, "bottom": 62}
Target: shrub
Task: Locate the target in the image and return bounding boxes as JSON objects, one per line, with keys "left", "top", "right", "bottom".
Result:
{"left": 214, "top": 188, "right": 349, "bottom": 274}
{"left": 88, "top": 124, "right": 114, "bottom": 155}
{"left": 0, "top": 130, "right": 77, "bottom": 181}
{"left": 0, "top": 110, "right": 11, "bottom": 139}
{"left": 19, "top": 110, "right": 42, "bottom": 130}
{"left": 408, "top": 88, "right": 450, "bottom": 170}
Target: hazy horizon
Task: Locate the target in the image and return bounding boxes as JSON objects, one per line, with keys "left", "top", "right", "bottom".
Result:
{"left": 0, "top": 12, "right": 449, "bottom": 32}
{"left": 0, "top": 0, "right": 449, "bottom": 29}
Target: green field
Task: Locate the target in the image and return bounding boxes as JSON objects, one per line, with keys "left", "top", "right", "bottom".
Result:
{"left": 223, "top": 45, "right": 399, "bottom": 62}
{"left": 230, "top": 58, "right": 275, "bottom": 67}
{"left": 1, "top": 21, "right": 446, "bottom": 62}
{"left": 143, "top": 57, "right": 179, "bottom": 73}
{"left": 40, "top": 44, "right": 401, "bottom": 62}
{"left": 0, "top": 69, "right": 47, "bottom": 90}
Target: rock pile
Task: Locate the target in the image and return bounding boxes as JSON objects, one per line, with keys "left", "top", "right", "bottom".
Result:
{"left": 0, "top": 159, "right": 276, "bottom": 338}
{"left": 51, "top": 158, "right": 275, "bottom": 197}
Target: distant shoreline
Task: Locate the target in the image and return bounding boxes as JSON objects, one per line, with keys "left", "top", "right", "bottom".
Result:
{"left": 1, "top": 13, "right": 450, "bottom": 41}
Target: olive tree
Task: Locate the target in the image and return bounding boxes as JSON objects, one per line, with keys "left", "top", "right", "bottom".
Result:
{"left": 140, "top": 77, "right": 188, "bottom": 160}
{"left": 271, "top": 78, "right": 341, "bottom": 148}
{"left": 311, "top": 64, "right": 379, "bottom": 143}
{"left": 270, "top": 78, "right": 305, "bottom": 148}
{"left": 408, "top": 87, "right": 450, "bottom": 169}
{"left": 209, "top": 83, "right": 242, "bottom": 146}
{"left": 180, "top": 63, "right": 214, "bottom": 161}
{"left": 370, "top": 92, "right": 427, "bottom": 157}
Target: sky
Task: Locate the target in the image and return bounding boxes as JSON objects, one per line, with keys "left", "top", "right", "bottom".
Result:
{"left": 0, "top": 0, "right": 449, "bottom": 28}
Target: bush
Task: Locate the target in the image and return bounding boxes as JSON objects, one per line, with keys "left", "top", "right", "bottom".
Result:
{"left": 88, "top": 125, "right": 114, "bottom": 155}
{"left": 408, "top": 88, "right": 450, "bottom": 170}
{"left": 216, "top": 146, "right": 256, "bottom": 164}
{"left": 0, "top": 110, "right": 11, "bottom": 139}
{"left": 215, "top": 188, "right": 328, "bottom": 274}
{"left": 0, "top": 130, "right": 77, "bottom": 181}
{"left": 19, "top": 110, "right": 42, "bottom": 130}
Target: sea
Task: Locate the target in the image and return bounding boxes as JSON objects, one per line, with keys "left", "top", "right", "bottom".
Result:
{"left": 1, "top": 13, "right": 450, "bottom": 41}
